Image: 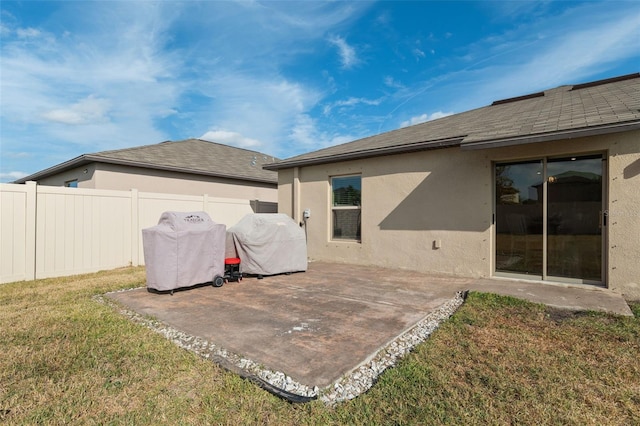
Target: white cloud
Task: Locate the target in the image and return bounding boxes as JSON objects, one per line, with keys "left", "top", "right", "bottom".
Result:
{"left": 384, "top": 76, "right": 404, "bottom": 89}
{"left": 450, "top": 2, "right": 640, "bottom": 108}
{"left": 288, "top": 113, "right": 358, "bottom": 152}
{"left": 200, "top": 129, "right": 262, "bottom": 149}
{"left": 400, "top": 111, "right": 453, "bottom": 128}
{"left": 190, "top": 72, "right": 322, "bottom": 157}
{"left": 413, "top": 48, "right": 426, "bottom": 60}
{"left": 0, "top": 171, "right": 28, "bottom": 182}
{"left": 42, "top": 96, "right": 111, "bottom": 125}
{"left": 41, "top": 110, "right": 84, "bottom": 125}
{"left": 288, "top": 114, "right": 317, "bottom": 147}
{"left": 0, "top": 1, "right": 180, "bottom": 154}
{"left": 323, "top": 96, "right": 383, "bottom": 115}
{"left": 16, "top": 27, "right": 41, "bottom": 38}
{"left": 482, "top": 1, "right": 553, "bottom": 22}
{"left": 522, "top": 11, "right": 640, "bottom": 85}
{"left": 327, "top": 35, "right": 359, "bottom": 69}
{"left": 2, "top": 0, "right": 638, "bottom": 178}
{"left": 4, "top": 151, "right": 32, "bottom": 159}
{"left": 0, "top": 1, "right": 375, "bottom": 173}
{"left": 429, "top": 111, "right": 454, "bottom": 121}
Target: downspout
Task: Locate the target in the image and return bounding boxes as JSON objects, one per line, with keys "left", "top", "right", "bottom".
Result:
{"left": 293, "top": 167, "right": 300, "bottom": 224}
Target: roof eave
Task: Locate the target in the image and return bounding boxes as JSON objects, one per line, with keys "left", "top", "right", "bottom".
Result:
{"left": 15, "top": 154, "right": 277, "bottom": 185}
{"left": 264, "top": 136, "right": 464, "bottom": 170}
{"left": 461, "top": 120, "right": 640, "bottom": 150}
{"left": 13, "top": 155, "right": 91, "bottom": 184}
{"left": 89, "top": 156, "right": 278, "bottom": 185}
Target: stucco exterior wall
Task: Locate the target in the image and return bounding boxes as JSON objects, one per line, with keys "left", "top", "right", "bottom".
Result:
{"left": 606, "top": 133, "right": 640, "bottom": 298}
{"left": 278, "top": 130, "right": 640, "bottom": 297}
{"left": 277, "top": 168, "right": 295, "bottom": 217}
{"left": 36, "top": 163, "right": 277, "bottom": 202}
{"left": 36, "top": 164, "right": 97, "bottom": 188}
{"left": 287, "top": 147, "right": 492, "bottom": 277}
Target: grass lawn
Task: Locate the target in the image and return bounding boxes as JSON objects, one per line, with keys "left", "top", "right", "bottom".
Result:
{"left": 1, "top": 267, "right": 638, "bottom": 425}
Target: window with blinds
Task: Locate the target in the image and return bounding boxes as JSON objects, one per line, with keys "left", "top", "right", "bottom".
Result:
{"left": 331, "top": 175, "right": 361, "bottom": 241}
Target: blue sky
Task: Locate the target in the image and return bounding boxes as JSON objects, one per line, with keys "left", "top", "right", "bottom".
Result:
{"left": 1, "top": 1, "right": 639, "bottom": 182}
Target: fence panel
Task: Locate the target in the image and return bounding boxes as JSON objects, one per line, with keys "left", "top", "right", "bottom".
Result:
{"left": 0, "top": 183, "right": 269, "bottom": 284}
{"left": 204, "top": 196, "right": 254, "bottom": 226}
{"left": 0, "top": 183, "right": 32, "bottom": 283}
{"left": 138, "top": 192, "right": 206, "bottom": 231}
{"left": 34, "top": 186, "right": 133, "bottom": 280}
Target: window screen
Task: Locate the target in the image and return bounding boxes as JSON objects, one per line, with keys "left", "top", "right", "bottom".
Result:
{"left": 331, "top": 175, "right": 361, "bottom": 241}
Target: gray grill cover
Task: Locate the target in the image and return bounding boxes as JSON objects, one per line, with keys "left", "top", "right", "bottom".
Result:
{"left": 228, "top": 213, "right": 307, "bottom": 275}
{"left": 142, "top": 211, "right": 226, "bottom": 291}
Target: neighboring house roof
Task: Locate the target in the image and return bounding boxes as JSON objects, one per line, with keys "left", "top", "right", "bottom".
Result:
{"left": 16, "top": 139, "right": 279, "bottom": 184}
{"left": 264, "top": 73, "right": 640, "bottom": 170}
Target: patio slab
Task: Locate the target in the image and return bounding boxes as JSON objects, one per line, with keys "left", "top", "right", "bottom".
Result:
{"left": 107, "top": 262, "right": 471, "bottom": 388}
{"left": 106, "top": 261, "right": 631, "bottom": 398}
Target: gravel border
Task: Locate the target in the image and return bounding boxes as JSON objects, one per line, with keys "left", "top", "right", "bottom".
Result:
{"left": 96, "top": 289, "right": 467, "bottom": 405}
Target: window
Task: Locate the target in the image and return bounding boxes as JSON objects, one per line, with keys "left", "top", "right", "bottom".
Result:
{"left": 64, "top": 179, "right": 78, "bottom": 188}
{"left": 331, "top": 175, "right": 361, "bottom": 241}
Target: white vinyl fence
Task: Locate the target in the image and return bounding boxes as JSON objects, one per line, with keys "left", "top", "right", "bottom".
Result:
{"left": 0, "top": 182, "right": 266, "bottom": 284}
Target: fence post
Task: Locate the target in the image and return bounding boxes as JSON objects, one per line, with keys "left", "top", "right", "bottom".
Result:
{"left": 131, "top": 188, "right": 139, "bottom": 266}
{"left": 25, "top": 181, "right": 37, "bottom": 281}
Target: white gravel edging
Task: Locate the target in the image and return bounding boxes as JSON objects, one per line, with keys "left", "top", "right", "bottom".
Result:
{"left": 96, "top": 289, "right": 467, "bottom": 405}
{"left": 319, "top": 290, "right": 467, "bottom": 405}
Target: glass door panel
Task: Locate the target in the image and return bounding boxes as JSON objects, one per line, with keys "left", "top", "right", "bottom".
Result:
{"left": 495, "top": 161, "right": 544, "bottom": 276}
{"left": 546, "top": 156, "right": 602, "bottom": 281}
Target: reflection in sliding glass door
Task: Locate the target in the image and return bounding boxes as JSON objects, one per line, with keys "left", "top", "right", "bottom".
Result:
{"left": 495, "top": 161, "right": 543, "bottom": 276}
{"left": 546, "top": 156, "right": 602, "bottom": 282}
{"left": 494, "top": 155, "right": 604, "bottom": 284}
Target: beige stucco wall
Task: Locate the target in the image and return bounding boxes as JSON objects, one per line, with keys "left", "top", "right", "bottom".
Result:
{"left": 286, "top": 147, "right": 492, "bottom": 278}
{"left": 36, "top": 163, "right": 277, "bottom": 202}
{"left": 277, "top": 168, "right": 295, "bottom": 217}
{"left": 36, "top": 164, "right": 98, "bottom": 188}
{"left": 279, "top": 130, "right": 640, "bottom": 298}
{"left": 604, "top": 133, "right": 640, "bottom": 298}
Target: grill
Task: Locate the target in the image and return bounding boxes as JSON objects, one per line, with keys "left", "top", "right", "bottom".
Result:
{"left": 142, "top": 211, "right": 226, "bottom": 294}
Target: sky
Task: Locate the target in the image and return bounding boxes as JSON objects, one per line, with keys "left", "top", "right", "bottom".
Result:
{"left": 1, "top": 1, "right": 639, "bottom": 182}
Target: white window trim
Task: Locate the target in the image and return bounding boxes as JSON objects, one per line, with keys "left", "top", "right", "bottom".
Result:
{"left": 330, "top": 175, "right": 362, "bottom": 242}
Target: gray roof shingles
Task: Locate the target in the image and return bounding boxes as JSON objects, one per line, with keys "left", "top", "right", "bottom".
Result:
{"left": 264, "top": 73, "right": 640, "bottom": 170}
{"left": 17, "top": 139, "right": 279, "bottom": 184}
{"left": 90, "top": 139, "right": 279, "bottom": 183}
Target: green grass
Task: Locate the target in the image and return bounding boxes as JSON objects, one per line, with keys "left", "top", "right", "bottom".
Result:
{"left": 1, "top": 268, "right": 638, "bottom": 425}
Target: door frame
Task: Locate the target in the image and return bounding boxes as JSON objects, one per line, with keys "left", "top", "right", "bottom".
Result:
{"left": 492, "top": 151, "right": 608, "bottom": 287}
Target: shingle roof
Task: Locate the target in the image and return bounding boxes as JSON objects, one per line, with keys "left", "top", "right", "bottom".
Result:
{"left": 16, "top": 139, "right": 279, "bottom": 184}
{"left": 264, "top": 73, "right": 640, "bottom": 170}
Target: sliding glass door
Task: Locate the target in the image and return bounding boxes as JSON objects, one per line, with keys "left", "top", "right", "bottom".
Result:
{"left": 546, "top": 156, "right": 603, "bottom": 281}
{"left": 495, "top": 155, "right": 604, "bottom": 284}
{"left": 495, "top": 160, "right": 544, "bottom": 276}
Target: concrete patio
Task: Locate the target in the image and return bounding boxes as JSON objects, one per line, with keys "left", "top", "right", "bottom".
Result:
{"left": 106, "top": 261, "right": 632, "bottom": 400}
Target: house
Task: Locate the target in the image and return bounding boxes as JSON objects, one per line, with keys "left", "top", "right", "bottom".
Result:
{"left": 15, "top": 138, "right": 279, "bottom": 205}
{"left": 264, "top": 73, "right": 640, "bottom": 298}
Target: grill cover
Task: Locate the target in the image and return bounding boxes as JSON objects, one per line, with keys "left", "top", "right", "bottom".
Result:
{"left": 228, "top": 213, "right": 307, "bottom": 276}
{"left": 142, "top": 211, "right": 226, "bottom": 291}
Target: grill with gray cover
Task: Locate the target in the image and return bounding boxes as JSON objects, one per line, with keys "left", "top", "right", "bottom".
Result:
{"left": 142, "top": 211, "right": 226, "bottom": 293}
{"left": 227, "top": 213, "right": 307, "bottom": 276}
